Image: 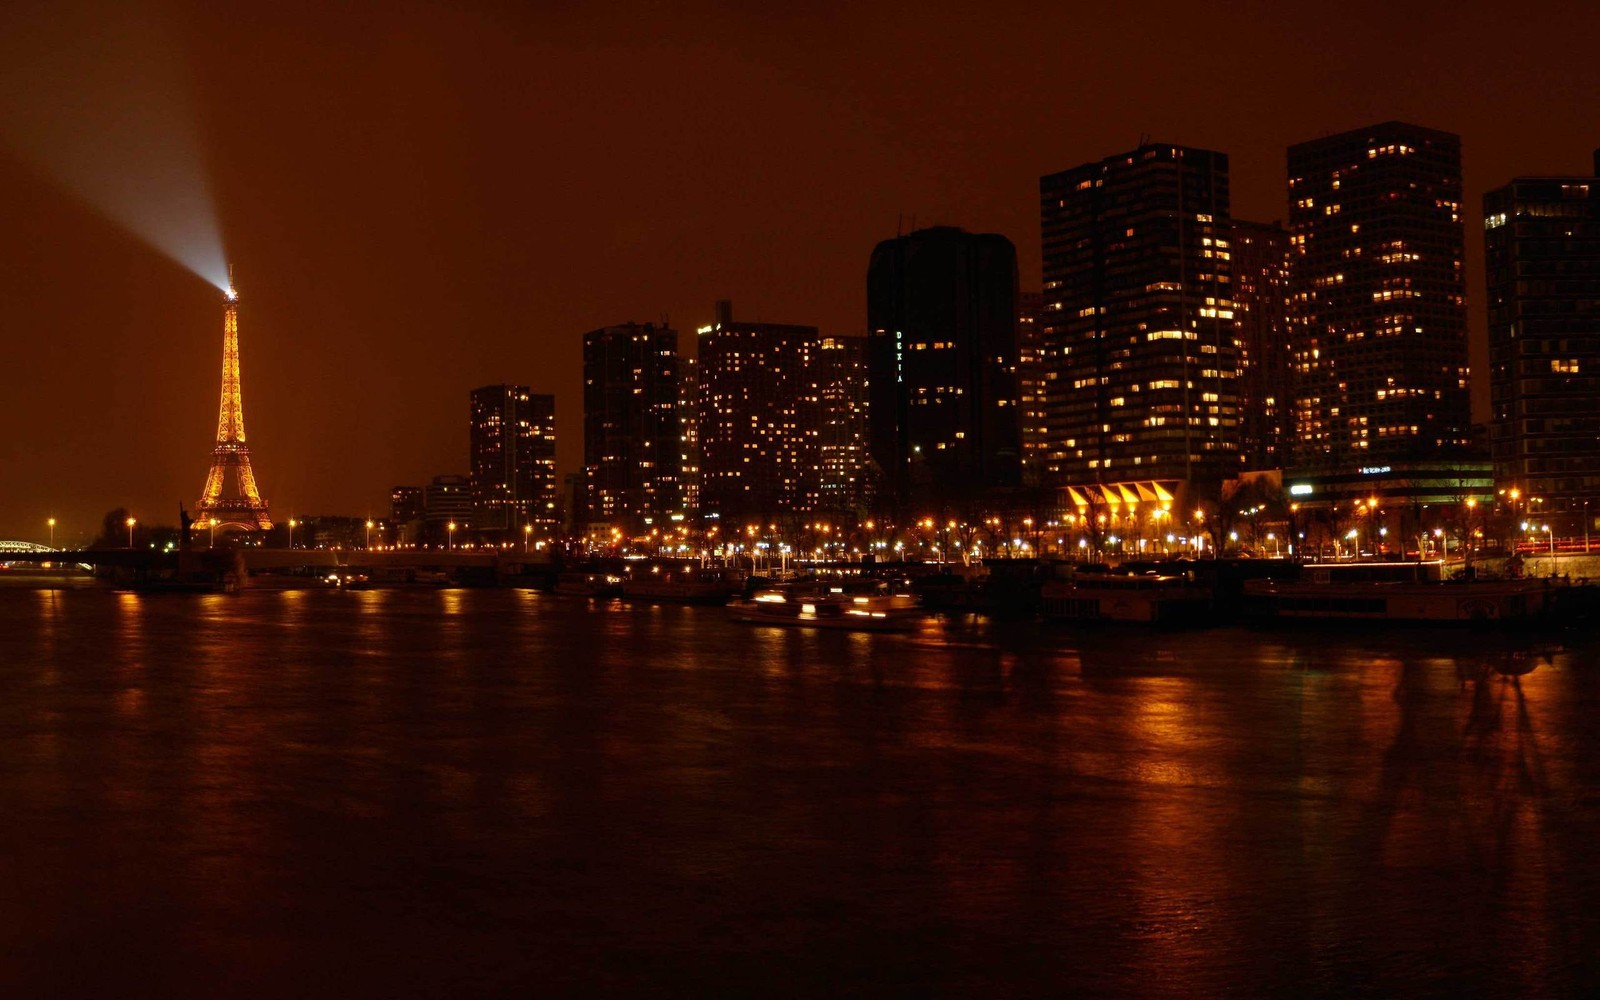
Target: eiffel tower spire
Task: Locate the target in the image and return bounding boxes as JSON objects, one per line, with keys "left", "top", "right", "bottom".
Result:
{"left": 197, "top": 270, "right": 272, "bottom": 530}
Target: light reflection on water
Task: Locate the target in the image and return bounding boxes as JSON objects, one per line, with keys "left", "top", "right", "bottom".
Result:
{"left": 0, "top": 587, "right": 1596, "bottom": 997}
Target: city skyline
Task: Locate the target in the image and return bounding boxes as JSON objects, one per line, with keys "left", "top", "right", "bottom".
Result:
{"left": 3, "top": 1, "right": 1598, "bottom": 537}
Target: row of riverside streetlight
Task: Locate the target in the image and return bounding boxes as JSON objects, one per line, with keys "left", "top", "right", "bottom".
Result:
{"left": 38, "top": 490, "right": 1594, "bottom": 559}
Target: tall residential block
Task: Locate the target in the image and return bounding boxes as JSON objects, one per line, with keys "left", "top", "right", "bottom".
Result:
{"left": 818, "top": 335, "right": 871, "bottom": 513}
{"left": 582, "top": 322, "right": 682, "bottom": 532}
{"left": 469, "top": 385, "right": 557, "bottom": 533}
{"left": 1484, "top": 152, "right": 1600, "bottom": 520}
{"left": 1016, "top": 291, "right": 1047, "bottom": 481}
{"left": 1287, "top": 121, "right": 1470, "bottom": 465}
{"left": 695, "top": 300, "right": 821, "bottom": 521}
{"left": 1040, "top": 144, "right": 1239, "bottom": 487}
{"left": 679, "top": 356, "right": 701, "bottom": 518}
{"left": 1231, "top": 220, "right": 1294, "bottom": 470}
{"left": 866, "top": 226, "right": 1021, "bottom": 511}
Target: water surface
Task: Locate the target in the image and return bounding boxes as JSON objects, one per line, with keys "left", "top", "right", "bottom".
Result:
{"left": 2, "top": 587, "right": 1596, "bottom": 997}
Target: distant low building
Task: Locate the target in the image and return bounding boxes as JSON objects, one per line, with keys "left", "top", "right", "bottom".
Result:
{"left": 390, "top": 485, "right": 426, "bottom": 546}
{"left": 425, "top": 474, "right": 473, "bottom": 544}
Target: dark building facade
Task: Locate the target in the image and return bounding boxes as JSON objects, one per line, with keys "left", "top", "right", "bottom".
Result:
{"left": 469, "top": 385, "right": 556, "bottom": 533}
{"left": 695, "top": 300, "right": 821, "bottom": 522}
{"left": 582, "top": 323, "right": 683, "bottom": 532}
{"left": 389, "top": 485, "right": 425, "bottom": 525}
{"left": 1040, "top": 144, "right": 1239, "bottom": 487}
{"left": 1232, "top": 219, "right": 1294, "bottom": 470}
{"left": 1287, "top": 121, "right": 1471, "bottom": 466}
{"left": 867, "top": 227, "right": 1020, "bottom": 512}
{"left": 1484, "top": 153, "right": 1600, "bottom": 523}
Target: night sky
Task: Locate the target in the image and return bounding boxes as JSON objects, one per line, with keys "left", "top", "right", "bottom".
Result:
{"left": 2, "top": 0, "right": 1596, "bottom": 542}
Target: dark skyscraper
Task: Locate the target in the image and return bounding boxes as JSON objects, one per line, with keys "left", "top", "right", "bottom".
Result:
{"left": 1484, "top": 153, "right": 1600, "bottom": 523}
{"left": 1287, "top": 121, "right": 1470, "bottom": 465}
{"left": 469, "top": 385, "right": 556, "bottom": 533}
{"left": 1232, "top": 219, "right": 1294, "bottom": 470}
{"left": 696, "top": 300, "right": 821, "bottom": 522}
{"left": 582, "top": 323, "right": 682, "bottom": 532}
{"left": 867, "top": 227, "right": 1020, "bottom": 511}
{"left": 1040, "top": 144, "right": 1239, "bottom": 488}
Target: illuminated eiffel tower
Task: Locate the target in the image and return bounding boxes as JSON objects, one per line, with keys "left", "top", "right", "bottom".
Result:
{"left": 197, "top": 270, "right": 272, "bottom": 530}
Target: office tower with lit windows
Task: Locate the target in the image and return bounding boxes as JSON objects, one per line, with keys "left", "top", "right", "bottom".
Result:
{"left": 1286, "top": 121, "right": 1470, "bottom": 465}
{"left": 818, "top": 335, "right": 871, "bottom": 512}
{"left": 695, "top": 300, "right": 821, "bottom": 521}
{"left": 1484, "top": 152, "right": 1600, "bottom": 522}
{"left": 1039, "top": 144, "right": 1239, "bottom": 487}
{"left": 582, "top": 323, "right": 682, "bottom": 533}
{"left": 469, "top": 385, "right": 557, "bottom": 534}
{"left": 867, "top": 226, "right": 1021, "bottom": 511}
{"left": 1232, "top": 219, "right": 1294, "bottom": 469}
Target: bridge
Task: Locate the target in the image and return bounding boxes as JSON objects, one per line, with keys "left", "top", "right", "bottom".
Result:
{"left": 0, "top": 541, "right": 58, "bottom": 555}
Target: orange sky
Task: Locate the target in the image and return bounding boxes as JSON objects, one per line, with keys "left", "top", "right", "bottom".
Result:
{"left": 2, "top": 0, "right": 1596, "bottom": 541}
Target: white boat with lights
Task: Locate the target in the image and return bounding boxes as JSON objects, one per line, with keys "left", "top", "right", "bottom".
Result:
{"left": 1242, "top": 561, "right": 1559, "bottom": 623}
{"left": 1040, "top": 568, "right": 1212, "bottom": 624}
{"left": 727, "top": 584, "right": 922, "bottom": 632}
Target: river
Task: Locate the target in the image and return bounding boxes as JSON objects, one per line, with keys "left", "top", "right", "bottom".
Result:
{"left": 2, "top": 586, "right": 1597, "bottom": 997}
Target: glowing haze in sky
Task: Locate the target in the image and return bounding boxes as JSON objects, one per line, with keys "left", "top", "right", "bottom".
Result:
{"left": 0, "top": 0, "right": 1596, "bottom": 540}
{"left": 0, "top": 2, "right": 228, "bottom": 291}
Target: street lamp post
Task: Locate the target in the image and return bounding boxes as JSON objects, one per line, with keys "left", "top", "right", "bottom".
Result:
{"left": 126, "top": 516, "right": 136, "bottom": 548}
{"left": 523, "top": 524, "right": 532, "bottom": 553}
{"left": 447, "top": 521, "right": 456, "bottom": 552}
{"left": 365, "top": 520, "right": 374, "bottom": 549}
{"left": 288, "top": 518, "right": 297, "bottom": 550}
{"left": 209, "top": 517, "right": 218, "bottom": 548}
{"left": 47, "top": 517, "right": 55, "bottom": 548}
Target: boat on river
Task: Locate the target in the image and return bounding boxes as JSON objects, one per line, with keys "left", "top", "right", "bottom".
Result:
{"left": 1040, "top": 568, "right": 1213, "bottom": 624}
{"left": 554, "top": 570, "right": 624, "bottom": 598}
{"left": 1242, "top": 561, "right": 1560, "bottom": 624}
{"left": 728, "top": 582, "right": 922, "bottom": 632}
{"left": 622, "top": 566, "right": 742, "bottom": 605}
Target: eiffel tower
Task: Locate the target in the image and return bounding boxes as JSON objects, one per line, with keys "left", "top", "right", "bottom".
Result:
{"left": 197, "top": 271, "right": 272, "bottom": 530}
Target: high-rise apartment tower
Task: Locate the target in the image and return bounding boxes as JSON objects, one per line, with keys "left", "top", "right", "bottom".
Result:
{"left": 1287, "top": 121, "right": 1470, "bottom": 465}
{"left": 1039, "top": 144, "right": 1239, "bottom": 486}
{"left": 582, "top": 323, "right": 682, "bottom": 532}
